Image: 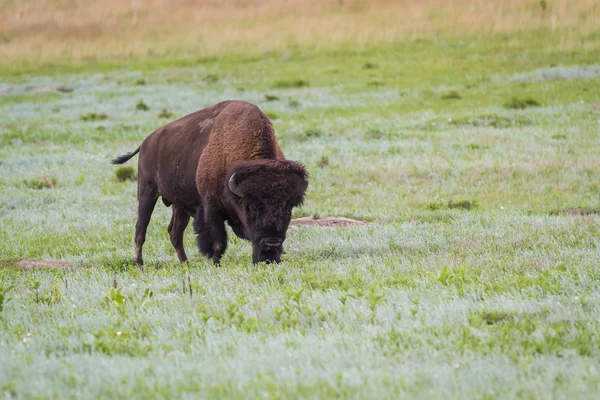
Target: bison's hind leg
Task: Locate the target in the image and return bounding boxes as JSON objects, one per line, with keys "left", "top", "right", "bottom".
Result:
{"left": 168, "top": 205, "right": 191, "bottom": 262}
{"left": 135, "top": 190, "right": 159, "bottom": 265}
{"left": 193, "top": 205, "right": 228, "bottom": 264}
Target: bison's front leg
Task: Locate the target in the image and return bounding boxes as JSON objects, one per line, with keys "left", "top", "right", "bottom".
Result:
{"left": 193, "top": 205, "right": 228, "bottom": 264}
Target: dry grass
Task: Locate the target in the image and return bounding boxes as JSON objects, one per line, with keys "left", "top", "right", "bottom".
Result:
{"left": 0, "top": 0, "right": 599, "bottom": 66}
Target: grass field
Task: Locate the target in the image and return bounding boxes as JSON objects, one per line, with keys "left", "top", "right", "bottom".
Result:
{"left": 1, "top": 0, "right": 600, "bottom": 398}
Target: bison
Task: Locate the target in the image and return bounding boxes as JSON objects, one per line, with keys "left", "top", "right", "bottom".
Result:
{"left": 112, "top": 100, "right": 308, "bottom": 265}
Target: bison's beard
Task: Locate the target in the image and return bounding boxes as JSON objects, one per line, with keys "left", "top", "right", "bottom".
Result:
{"left": 252, "top": 245, "right": 282, "bottom": 264}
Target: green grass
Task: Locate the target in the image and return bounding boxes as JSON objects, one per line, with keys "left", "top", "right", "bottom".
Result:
{"left": 1, "top": 30, "right": 600, "bottom": 398}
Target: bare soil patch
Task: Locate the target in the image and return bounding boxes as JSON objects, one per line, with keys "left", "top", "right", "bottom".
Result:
{"left": 290, "top": 216, "right": 368, "bottom": 227}
{"left": 16, "top": 259, "right": 81, "bottom": 271}
{"left": 33, "top": 86, "right": 74, "bottom": 94}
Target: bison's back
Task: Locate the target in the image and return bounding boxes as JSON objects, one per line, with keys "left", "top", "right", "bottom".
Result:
{"left": 195, "top": 101, "right": 284, "bottom": 204}
{"left": 138, "top": 101, "right": 235, "bottom": 213}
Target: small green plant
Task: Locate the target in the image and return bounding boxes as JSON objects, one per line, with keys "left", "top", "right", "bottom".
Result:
{"left": 158, "top": 108, "right": 174, "bottom": 119}
{"left": 115, "top": 166, "right": 136, "bottom": 182}
{"left": 451, "top": 114, "right": 512, "bottom": 128}
{"left": 284, "top": 286, "right": 304, "bottom": 305}
{"left": 441, "top": 90, "right": 462, "bottom": 100}
{"left": 365, "top": 128, "right": 385, "bottom": 139}
{"left": 272, "top": 79, "right": 309, "bottom": 89}
{"left": 264, "top": 94, "right": 280, "bottom": 101}
{"left": 424, "top": 201, "right": 445, "bottom": 211}
{"left": 288, "top": 98, "right": 300, "bottom": 108}
{"left": 134, "top": 78, "right": 146, "bottom": 86}
{"left": 75, "top": 173, "right": 85, "bottom": 185}
{"left": 0, "top": 282, "right": 14, "bottom": 312}
{"left": 90, "top": 325, "right": 152, "bottom": 356}
{"left": 136, "top": 100, "right": 149, "bottom": 111}
{"left": 31, "top": 279, "right": 40, "bottom": 303}
{"left": 504, "top": 96, "right": 541, "bottom": 109}
{"left": 203, "top": 74, "right": 219, "bottom": 84}
{"left": 23, "top": 176, "right": 56, "bottom": 189}
{"left": 367, "top": 78, "right": 384, "bottom": 87}
{"left": 468, "top": 310, "right": 515, "bottom": 327}
{"left": 29, "top": 280, "right": 61, "bottom": 305}
{"left": 304, "top": 128, "right": 323, "bottom": 139}
{"left": 448, "top": 199, "right": 478, "bottom": 210}
{"left": 425, "top": 199, "right": 478, "bottom": 211}
{"left": 366, "top": 286, "right": 385, "bottom": 324}
{"left": 363, "top": 62, "right": 378, "bottom": 69}
{"left": 316, "top": 155, "right": 329, "bottom": 168}
{"left": 81, "top": 112, "right": 108, "bottom": 121}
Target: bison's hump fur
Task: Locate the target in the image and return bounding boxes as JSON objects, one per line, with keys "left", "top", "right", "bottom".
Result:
{"left": 112, "top": 100, "right": 308, "bottom": 265}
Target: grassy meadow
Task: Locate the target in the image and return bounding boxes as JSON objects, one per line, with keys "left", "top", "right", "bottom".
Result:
{"left": 1, "top": 0, "right": 600, "bottom": 398}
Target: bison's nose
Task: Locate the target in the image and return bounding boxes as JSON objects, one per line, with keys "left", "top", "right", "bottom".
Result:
{"left": 263, "top": 237, "right": 282, "bottom": 248}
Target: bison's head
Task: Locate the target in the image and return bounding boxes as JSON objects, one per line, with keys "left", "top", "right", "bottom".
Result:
{"left": 224, "top": 160, "right": 308, "bottom": 263}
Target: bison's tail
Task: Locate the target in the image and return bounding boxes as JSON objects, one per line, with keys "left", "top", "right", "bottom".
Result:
{"left": 111, "top": 147, "right": 140, "bottom": 164}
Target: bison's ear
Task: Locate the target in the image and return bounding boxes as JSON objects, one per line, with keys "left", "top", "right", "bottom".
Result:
{"left": 228, "top": 173, "right": 244, "bottom": 197}
{"left": 290, "top": 166, "right": 309, "bottom": 207}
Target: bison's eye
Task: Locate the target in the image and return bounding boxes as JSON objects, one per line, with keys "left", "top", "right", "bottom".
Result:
{"left": 248, "top": 205, "right": 257, "bottom": 218}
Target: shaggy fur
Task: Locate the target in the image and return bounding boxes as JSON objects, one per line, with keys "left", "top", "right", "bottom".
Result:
{"left": 112, "top": 100, "right": 308, "bottom": 265}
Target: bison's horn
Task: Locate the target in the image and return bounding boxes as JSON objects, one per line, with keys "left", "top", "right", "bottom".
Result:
{"left": 228, "top": 173, "right": 244, "bottom": 197}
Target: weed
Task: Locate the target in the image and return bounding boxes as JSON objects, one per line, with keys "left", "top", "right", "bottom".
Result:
{"left": 0, "top": 282, "right": 14, "bottom": 312}
{"left": 316, "top": 156, "right": 329, "bottom": 168}
{"left": 367, "top": 78, "right": 384, "bottom": 87}
{"left": 448, "top": 199, "right": 478, "bottom": 210}
{"left": 468, "top": 310, "right": 516, "bottom": 327}
{"left": 304, "top": 128, "right": 323, "bottom": 139}
{"left": 466, "top": 143, "right": 484, "bottom": 150}
{"left": 23, "top": 176, "right": 56, "bottom": 189}
{"left": 136, "top": 99, "right": 149, "bottom": 111}
{"left": 504, "top": 96, "right": 541, "bottom": 109}
{"left": 441, "top": 90, "right": 462, "bottom": 100}
{"left": 203, "top": 74, "right": 219, "bottom": 84}
{"left": 549, "top": 208, "right": 600, "bottom": 216}
{"left": 134, "top": 78, "right": 146, "bottom": 86}
{"left": 90, "top": 325, "right": 152, "bottom": 356}
{"left": 365, "top": 128, "right": 385, "bottom": 139}
{"left": 363, "top": 62, "right": 378, "bottom": 69}
{"left": 366, "top": 286, "right": 384, "bottom": 324}
{"left": 157, "top": 108, "right": 174, "bottom": 119}
{"left": 115, "top": 166, "right": 136, "bottom": 182}
{"left": 264, "top": 94, "right": 280, "bottom": 101}
{"left": 272, "top": 79, "right": 309, "bottom": 88}
{"left": 425, "top": 199, "right": 477, "bottom": 211}
{"left": 81, "top": 112, "right": 108, "bottom": 122}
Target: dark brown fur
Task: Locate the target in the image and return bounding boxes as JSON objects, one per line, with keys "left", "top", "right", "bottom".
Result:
{"left": 112, "top": 100, "right": 308, "bottom": 264}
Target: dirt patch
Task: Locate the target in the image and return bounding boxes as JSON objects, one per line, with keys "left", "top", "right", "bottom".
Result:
{"left": 33, "top": 86, "right": 74, "bottom": 94}
{"left": 290, "top": 216, "right": 368, "bottom": 227}
{"left": 16, "top": 259, "right": 81, "bottom": 271}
